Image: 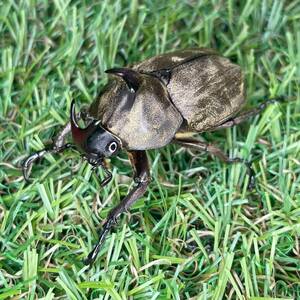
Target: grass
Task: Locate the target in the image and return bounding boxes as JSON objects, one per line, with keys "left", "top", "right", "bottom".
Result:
{"left": 0, "top": 0, "right": 300, "bottom": 299}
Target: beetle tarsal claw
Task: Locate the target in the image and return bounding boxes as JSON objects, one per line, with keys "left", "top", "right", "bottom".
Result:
{"left": 84, "top": 243, "right": 101, "bottom": 266}
{"left": 244, "top": 161, "right": 256, "bottom": 190}
{"left": 99, "top": 172, "right": 112, "bottom": 187}
{"left": 84, "top": 219, "right": 114, "bottom": 266}
{"left": 22, "top": 149, "right": 48, "bottom": 182}
{"left": 85, "top": 157, "right": 113, "bottom": 188}
{"left": 22, "top": 143, "right": 75, "bottom": 182}
{"left": 22, "top": 162, "right": 32, "bottom": 183}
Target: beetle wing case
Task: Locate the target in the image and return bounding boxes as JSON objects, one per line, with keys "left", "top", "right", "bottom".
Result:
{"left": 133, "top": 48, "right": 218, "bottom": 72}
{"left": 89, "top": 74, "right": 183, "bottom": 150}
{"left": 89, "top": 48, "right": 246, "bottom": 150}
{"left": 169, "top": 56, "right": 245, "bottom": 131}
{"left": 134, "top": 48, "right": 246, "bottom": 132}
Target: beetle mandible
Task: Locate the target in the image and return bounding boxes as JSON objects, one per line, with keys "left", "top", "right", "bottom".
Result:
{"left": 23, "top": 48, "right": 276, "bottom": 265}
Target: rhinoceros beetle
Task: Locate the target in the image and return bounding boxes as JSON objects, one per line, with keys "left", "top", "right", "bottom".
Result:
{"left": 23, "top": 48, "right": 278, "bottom": 265}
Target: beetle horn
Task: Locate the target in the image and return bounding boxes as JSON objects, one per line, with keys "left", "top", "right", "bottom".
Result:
{"left": 70, "top": 100, "right": 93, "bottom": 149}
{"left": 105, "top": 68, "right": 141, "bottom": 93}
{"left": 71, "top": 100, "right": 81, "bottom": 129}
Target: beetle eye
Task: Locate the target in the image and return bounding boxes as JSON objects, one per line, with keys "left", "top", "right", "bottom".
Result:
{"left": 108, "top": 141, "right": 118, "bottom": 153}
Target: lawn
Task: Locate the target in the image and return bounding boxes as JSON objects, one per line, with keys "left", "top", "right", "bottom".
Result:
{"left": 1, "top": 0, "right": 300, "bottom": 299}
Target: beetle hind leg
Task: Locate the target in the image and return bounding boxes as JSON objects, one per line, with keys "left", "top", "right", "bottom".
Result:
{"left": 174, "top": 137, "right": 255, "bottom": 189}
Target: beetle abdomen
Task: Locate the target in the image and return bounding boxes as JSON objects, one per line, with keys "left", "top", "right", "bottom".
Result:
{"left": 167, "top": 55, "right": 245, "bottom": 132}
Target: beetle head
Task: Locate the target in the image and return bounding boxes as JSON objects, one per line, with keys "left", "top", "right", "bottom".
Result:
{"left": 70, "top": 100, "right": 121, "bottom": 167}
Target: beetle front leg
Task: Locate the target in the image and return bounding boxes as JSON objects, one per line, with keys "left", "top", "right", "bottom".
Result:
{"left": 22, "top": 107, "right": 95, "bottom": 181}
{"left": 22, "top": 122, "right": 73, "bottom": 181}
{"left": 84, "top": 150, "right": 150, "bottom": 266}
{"left": 174, "top": 137, "right": 255, "bottom": 189}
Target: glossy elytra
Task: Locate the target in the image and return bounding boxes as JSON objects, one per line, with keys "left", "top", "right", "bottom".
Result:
{"left": 23, "top": 48, "right": 278, "bottom": 265}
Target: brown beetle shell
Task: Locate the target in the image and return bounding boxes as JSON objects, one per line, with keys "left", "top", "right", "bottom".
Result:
{"left": 89, "top": 48, "right": 245, "bottom": 150}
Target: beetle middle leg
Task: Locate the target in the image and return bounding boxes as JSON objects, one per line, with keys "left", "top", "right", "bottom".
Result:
{"left": 84, "top": 150, "right": 150, "bottom": 266}
{"left": 174, "top": 137, "right": 255, "bottom": 189}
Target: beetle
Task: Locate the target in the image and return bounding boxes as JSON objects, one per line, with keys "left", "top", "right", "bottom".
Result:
{"left": 23, "top": 48, "right": 277, "bottom": 265}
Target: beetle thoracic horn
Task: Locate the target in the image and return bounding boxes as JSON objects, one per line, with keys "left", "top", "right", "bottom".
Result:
{"left": 105, "top": 68, "right": 141, "bottom": 92}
